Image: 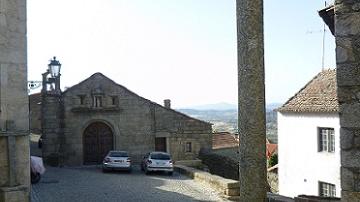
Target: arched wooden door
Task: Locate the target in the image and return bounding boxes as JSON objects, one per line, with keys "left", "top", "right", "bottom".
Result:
{"left": 83, "top": 122, "right": 113, "bottom": 164}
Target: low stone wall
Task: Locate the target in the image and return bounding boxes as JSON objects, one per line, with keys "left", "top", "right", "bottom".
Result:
{"left": 294, "top": 195, "right": 340, "bottom": 202}
{"left": 198, "top": 150, "right": 239, "bottom": 180}
{"left": 174, "top": 160, "right": 202, "bottom": 168}
{"left": 174, "top": 165, "right": 239, "bottom": 199}
{"left": 267, "top": 192, "right": 294, "bottom": 202}
{"left": 175, "top": 164, "right": 295, "bottom": 201}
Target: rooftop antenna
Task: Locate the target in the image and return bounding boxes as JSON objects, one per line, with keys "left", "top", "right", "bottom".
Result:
{"left": 321, "top": 1, "right": 327, "bottom": 71}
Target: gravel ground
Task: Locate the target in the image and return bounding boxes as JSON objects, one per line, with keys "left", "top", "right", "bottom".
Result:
{"left": 31, "top": 166, "right": 229, "bottom": 202}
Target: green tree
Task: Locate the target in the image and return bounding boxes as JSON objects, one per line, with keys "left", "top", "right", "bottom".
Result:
{"left": 268, "top": 154, "right": 278, "bottom": 167}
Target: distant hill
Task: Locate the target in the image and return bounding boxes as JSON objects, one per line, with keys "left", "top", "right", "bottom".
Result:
{"left": 176, "top": 102, "right": 280, "bottom": 143}
{"left": 266, "top": 103, "right": 282, "bottom": 111}
{"left": 180, "top": 102, "right": 281, "bottom": 112}
{"left": 186, "top": 102, "right": 237, "bottom": 111}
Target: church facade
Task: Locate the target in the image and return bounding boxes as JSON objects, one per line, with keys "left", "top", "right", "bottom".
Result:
{"left": 41, "top": 73, "right": 212, "bottom": 166}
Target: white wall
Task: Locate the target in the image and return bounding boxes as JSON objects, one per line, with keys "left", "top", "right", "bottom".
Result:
{"left": 278, "top": 112, "right": 340, "bottom": 198}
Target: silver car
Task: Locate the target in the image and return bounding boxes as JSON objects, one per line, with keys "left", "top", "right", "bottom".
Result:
{"left": 102, "top": 151, "right": 132, "bottom": 172}
{"left": 141, "top": 152, "right": 173, "bottom": 175}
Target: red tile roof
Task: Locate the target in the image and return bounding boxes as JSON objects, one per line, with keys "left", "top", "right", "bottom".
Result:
{"left": 266, "top": 143, "right": 278, "bottom": 159}
{"left": 212, "top": 133, "right": 277, "bottom": 159}
{"left": 278, "top": 69, "right": 338, "bottom": 113}
{"left": 212, "top": 132, "right": 238, "bottom": 149}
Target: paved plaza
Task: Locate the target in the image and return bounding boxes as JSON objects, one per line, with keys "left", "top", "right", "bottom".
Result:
{"left": 31, "top": 166, "right": 228, "bottom": 202}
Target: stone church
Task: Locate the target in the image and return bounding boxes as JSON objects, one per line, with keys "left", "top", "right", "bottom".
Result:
{"left": 40, "top": 72, "right": 212, "bottom": 166}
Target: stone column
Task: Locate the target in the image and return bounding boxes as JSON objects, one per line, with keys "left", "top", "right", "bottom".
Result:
{"left": 0, "top": 0, "right": 30, "bottom": 201}
{"left": 237, "top": 0, "right": 267, "bottom": 201}
{"left": 335, "top": 0, "right": 360, "bottom": 201}
{"left": 41, "top": 92, "right": 64, "bottom": 166}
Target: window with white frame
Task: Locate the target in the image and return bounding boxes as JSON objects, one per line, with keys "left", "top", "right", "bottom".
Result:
{"left": 318, "top": 127, "right": 335, "bottom": 152}
{"left": 319, "top": 181, "right": 336, "bottom": 197}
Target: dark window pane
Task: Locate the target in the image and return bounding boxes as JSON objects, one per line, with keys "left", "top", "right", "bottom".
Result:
{"left": 109, "top": 151, "right": 128, "bottom": 157}
{"left": 186, "top": 142, "right": 192, "bottom": 152}
{"left": 150, "top": 153, "right": 170, "bottom": 160}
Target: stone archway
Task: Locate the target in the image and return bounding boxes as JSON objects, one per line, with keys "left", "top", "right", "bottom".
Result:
{"left": 83, "top": 122, "right": 114, "bottom": 164}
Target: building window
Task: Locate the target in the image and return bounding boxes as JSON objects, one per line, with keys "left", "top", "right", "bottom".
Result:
{"left": 318, "top": 127, "right": 335, "bottom": 152}
{"left": 185, "top": 142, "right": 192, "bottom": 153}
{"left": 111, "top": 96, "right": 118, "bottom": 106}
{"left": 78, "top": 95, "right": 85, "bottom": 105}
{"left": 319, "top": 181, "right": 336, "bottom": 197}
{"left": 93, "top": 96, "right": 102, "bottom": 108}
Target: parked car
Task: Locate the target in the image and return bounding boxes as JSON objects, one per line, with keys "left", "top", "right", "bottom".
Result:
{"left": 30, "top": 156, "right": 46, "bottom": 184}
{"left": 141, "top": 152, "right": 173, "bottom": 175}
{"left": 102, "top": 151, "right": 132, "bottom": 172}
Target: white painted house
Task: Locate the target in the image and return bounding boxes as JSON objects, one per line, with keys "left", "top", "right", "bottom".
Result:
{"left": 277, "top": 69, "right": 341, "bottom": 198}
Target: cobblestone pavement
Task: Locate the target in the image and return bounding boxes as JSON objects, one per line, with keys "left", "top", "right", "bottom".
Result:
{"left": 31, "top": 166, "right": 229, "bottom": 202}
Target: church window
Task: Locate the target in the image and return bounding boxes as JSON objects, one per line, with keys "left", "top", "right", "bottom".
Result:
{"left": 93, "top": 96, "right": 102, "bottom": 108}
{"left": 185, "top": 142, "right": 192, "bottom": 152}
{"left": 78, "top": 95, "right": 85, "bottom": 105}
{"left": 111, "top": 96, "right": 118, "bottom": 106}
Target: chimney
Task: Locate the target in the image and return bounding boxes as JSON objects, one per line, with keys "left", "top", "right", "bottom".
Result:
{"left": 164, "top": 99, "right": 171, "bottom": 109}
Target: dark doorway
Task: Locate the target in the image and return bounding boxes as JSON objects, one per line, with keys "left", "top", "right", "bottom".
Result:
{"left": 155, "top": 137, "right": 167, "bottom": 152}
{"left": 83, "top": 122, "right": 113, "bottom": 164}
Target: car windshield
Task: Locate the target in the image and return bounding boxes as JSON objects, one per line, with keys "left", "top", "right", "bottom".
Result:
{"left": 109, "top": 151, "right": 128, "bottom": 157}
{"left": 150, "top": 153, "right": 170, "bottom": 160}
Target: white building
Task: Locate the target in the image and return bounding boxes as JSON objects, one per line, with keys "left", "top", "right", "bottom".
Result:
{"left": 277, "top": 69, "right": 341, "bottom": 198}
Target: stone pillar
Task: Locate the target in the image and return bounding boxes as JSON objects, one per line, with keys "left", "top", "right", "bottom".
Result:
{"left": 237, "top": 0, "right": 267, "bottom": 201}
{"left": 335, "top": 1, "right": 360, "bottom": 201}
{"left": 41, "top": 92, "right": 64, "bottom": 166}
{"left": 0, "top": 0, "right": 30, "bottom": 201}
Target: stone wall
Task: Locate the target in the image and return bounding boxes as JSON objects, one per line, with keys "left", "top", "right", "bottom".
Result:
{"left": 335, "top": 0, "right": 360, "bottom": 201}
{"left": 29, "top": 93, "right": 41, "bottom": 134}
{"left": 167, "top": 134, "right": 211, "bottom": 161}
{"left": 154, "top": 106, "right": 212, "bottom": 134}
{"left": 154, "top": 105, "right": 212, "bottom": 161}
{"left": 199, "top": 150, "right": 239, "bottom": 180}
{"left": 0, "top": 0, "right": 29, "bottom": 201}
{"left": 294, "top": 195, "right": 340, "bottom": 202}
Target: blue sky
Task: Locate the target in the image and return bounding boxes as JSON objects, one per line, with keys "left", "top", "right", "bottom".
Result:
{"left": 27, "top": 0, "right": 335, "bottom": 108}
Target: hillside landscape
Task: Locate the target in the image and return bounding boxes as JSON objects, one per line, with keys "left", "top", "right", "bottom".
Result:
{"left": 177, "top": 102, "right": 280, "bottom": 143}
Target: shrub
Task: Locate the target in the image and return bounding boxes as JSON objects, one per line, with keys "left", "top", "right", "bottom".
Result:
{"left": 268, "top": 153, "right": 278, "bottom": 167}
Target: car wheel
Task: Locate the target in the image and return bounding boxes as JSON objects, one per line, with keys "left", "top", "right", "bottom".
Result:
{"left": 168, "top": 171, "right": 173, "bottom": 176}
{"left": 144, "top": 168, "right": 150, "bottom": 175}
{"left": 31, "top": 172, "right": 41, "bottom": 184}
{"left": 102, "top": 168, "right": 108, "bottom": 173}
